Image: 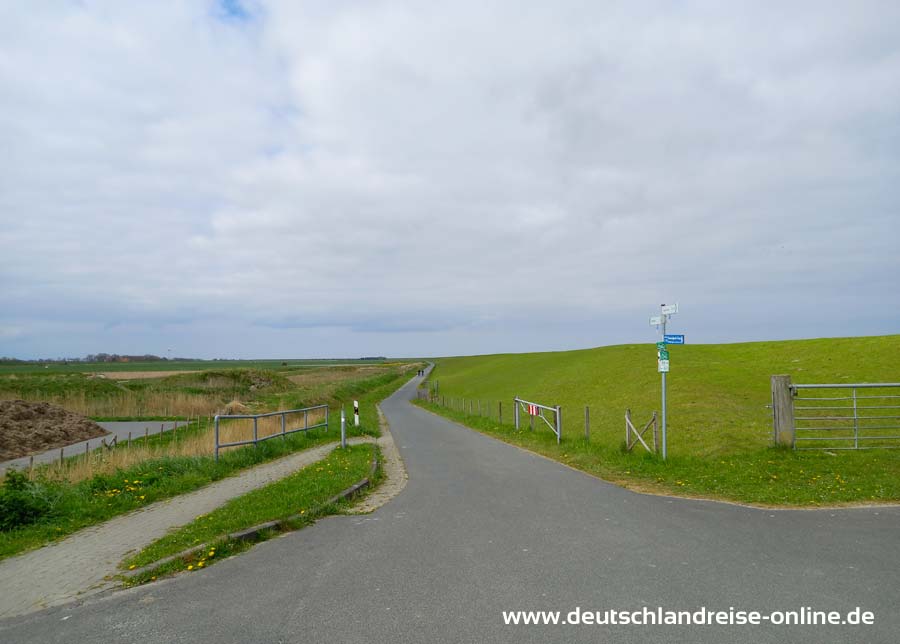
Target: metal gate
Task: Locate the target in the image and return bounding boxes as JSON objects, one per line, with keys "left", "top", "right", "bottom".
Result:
{"left": 792, "top": 383, "right": 900, "bottom": 450}
{"left": 514, "top": 397, "right": 561, "bottom": 444}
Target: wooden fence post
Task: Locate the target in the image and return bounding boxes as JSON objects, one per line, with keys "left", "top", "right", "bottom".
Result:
{"left": 584, "top": 406, "right": 590, "bottom": 441}
{"left": 771, "top": 375, "right": 795, "bottom": 447}
{"left": 625, "top": 408, "right": 632, "bottom": 450}
{"left": 498, "top": 401, "right": 502, "bottom": 424}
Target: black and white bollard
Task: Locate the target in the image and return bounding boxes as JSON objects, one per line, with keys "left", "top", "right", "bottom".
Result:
{"left": 353, "top": 400, "right": 359, "bottom": 427}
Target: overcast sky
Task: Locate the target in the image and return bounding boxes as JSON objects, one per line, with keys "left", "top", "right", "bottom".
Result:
{"left": 2, "top": 1, "right": 899, "bottom": 359}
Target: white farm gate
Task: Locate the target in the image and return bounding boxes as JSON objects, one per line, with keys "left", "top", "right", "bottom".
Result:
{"left": 514, "top": 396, "right": 561, "bottom": 444}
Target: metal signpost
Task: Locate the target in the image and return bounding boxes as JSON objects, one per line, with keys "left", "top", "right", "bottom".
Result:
{"left": 649, "top": 303, "right": 682, "bottom": 460}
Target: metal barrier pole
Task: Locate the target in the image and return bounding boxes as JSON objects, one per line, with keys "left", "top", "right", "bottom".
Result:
{"left": 305, "top": 409, "right": 308, "bottom": 431}
{"left": 556, "top": 405, "right": 562, "bottom": 444}
{"left": 214, "top": 415, "right": 220, "bottom": 462}
{"left": 852, "top": 388, "right": 859, "bottom": 449}
{"left": 281, "top": 412, "right": 286, "bottom": 441}
{"left": 514, "top": 398, "right": 520, "bottom": 430}
{"left": 340, "top": 407, "right": 347, "bottom": 449}
{"left": 253, "top": 417, "right": 258, "bottom": 448}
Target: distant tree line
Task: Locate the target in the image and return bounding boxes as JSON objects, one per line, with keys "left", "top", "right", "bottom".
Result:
{"left": 0, "top": 354, "right": 202, "bottom": 365}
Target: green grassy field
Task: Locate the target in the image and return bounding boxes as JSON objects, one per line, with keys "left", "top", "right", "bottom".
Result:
{"left": 418, "top": 335, "right": 900, "bottom": 506}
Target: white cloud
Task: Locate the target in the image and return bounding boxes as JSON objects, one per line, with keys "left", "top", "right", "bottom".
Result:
{"left": 1, "top": 1, "right": 899, "bottom": 358}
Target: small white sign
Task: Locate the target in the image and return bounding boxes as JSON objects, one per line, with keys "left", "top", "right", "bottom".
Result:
{"left": 661, "top": 303, "right": 679, "bottom": 316}
{"left": 649, "top": 315, "right": 662, "bottom": 326}
{"left": 658, "top": 359, "right": 670, "bottom": 373}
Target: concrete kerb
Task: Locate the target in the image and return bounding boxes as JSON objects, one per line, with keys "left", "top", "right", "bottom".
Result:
{"left": 122, "top": 452, "right": 380, "bottom": 581}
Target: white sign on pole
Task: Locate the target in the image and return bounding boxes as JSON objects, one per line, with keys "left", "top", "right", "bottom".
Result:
{"left": 661, "top": 303, "right": 679, "bottom": 316}
{"left": 658, "top": 359, "right": 670, "bottom": 373}
{"left": 649, "top": 316, "right": 662, "bottom": 326}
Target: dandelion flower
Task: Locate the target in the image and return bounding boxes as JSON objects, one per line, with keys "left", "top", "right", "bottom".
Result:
{"left": 129, "top": 565, "right": 136, "bottom": 570}
{"left": 187, "top": 565, "right": 194, "bottom": 570}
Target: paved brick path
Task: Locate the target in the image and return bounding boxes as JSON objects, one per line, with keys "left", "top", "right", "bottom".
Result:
{"left": 0, "top": 437, "right": 376, "bottom": 619}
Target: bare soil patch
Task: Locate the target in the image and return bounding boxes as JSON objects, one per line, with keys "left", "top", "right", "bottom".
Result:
{"left": 96, "top": 371, "right": 200, "bottom": 380}
{"left": 0, "top": 400, "right": 107, "bottom": 461}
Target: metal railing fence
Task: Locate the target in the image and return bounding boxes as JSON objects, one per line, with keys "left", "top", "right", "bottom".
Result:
{"left": 792, "top": 383, "right": 900, "bottom": 450}
{"left": 214, "top": 404, "right": 329, "bottom": 461}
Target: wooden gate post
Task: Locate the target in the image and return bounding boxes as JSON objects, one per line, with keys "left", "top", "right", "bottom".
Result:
{"left": 771, "top": 375, "right": 795, "bottom": 447}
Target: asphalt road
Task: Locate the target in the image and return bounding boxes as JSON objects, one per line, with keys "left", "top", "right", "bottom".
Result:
{"left": 2, "top": 374, "right": 898, "bottom": 643}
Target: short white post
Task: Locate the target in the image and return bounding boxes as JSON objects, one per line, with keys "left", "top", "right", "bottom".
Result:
{"left": 340, "top": 406, "right": 347, "bottom": 449}
{"left": 353, "top": 400, "right": 359, "bottom": 427}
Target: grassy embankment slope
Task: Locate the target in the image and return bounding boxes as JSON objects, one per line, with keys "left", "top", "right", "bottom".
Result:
{"left": 417, "top": 335, "right": 900, "bottom": 506}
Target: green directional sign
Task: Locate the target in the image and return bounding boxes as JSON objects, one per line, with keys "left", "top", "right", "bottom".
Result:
{"left": 656, "top": 342, "right": 667, "bottom": 350}
{"left": 658, "top": 349, "right": 670, "bottom": 361}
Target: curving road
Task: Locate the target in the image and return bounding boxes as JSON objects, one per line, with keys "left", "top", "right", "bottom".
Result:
{"left": 1, "top": 373, "right": 898, "bottom": 643}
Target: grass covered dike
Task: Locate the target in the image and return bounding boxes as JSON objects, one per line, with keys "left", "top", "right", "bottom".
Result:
{"left": 417, "top": 335, "right": 900, "bottom": 507}
{"left": 0, "top": 367, "right": 416, "bottom": 560}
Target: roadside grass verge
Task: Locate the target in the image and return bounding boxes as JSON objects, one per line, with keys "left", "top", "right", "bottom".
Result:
{"left": 416, "top": 335, "right": 900, "bottom": 506}
{"left": 0, "top": 368, "right": 417, "bottom": 561}
{"left": 122, "top": 443, "right": 378, "bottom": 584}
{"left": 414, "top": 400, "right": 900, "bottom": 506}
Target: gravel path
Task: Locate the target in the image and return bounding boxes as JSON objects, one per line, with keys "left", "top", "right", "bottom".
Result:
{"left": 349, "top": 405, "right": 407, "bottom": 514}
{"left": 0, "top": 436, "right": 374, "bottom": 619}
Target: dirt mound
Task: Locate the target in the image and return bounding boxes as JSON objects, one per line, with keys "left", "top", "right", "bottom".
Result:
{"left": 0, "top": 400, "right": 108, "bottom": 461}
{"left": 220, "top": 400, "right": 250, "bottom": 415}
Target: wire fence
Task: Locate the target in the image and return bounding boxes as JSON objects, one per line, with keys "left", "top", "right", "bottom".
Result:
{"left": 419, "top": 382, "right": 775, "bottom": 452}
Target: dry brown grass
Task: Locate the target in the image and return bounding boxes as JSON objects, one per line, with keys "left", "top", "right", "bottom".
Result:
{"left": 287, "top": 366, "right": 392, "bottom": 387}
{"left": 34, "top": 408, "right": 328, "bottom": 484}
{"left": 0, "top": 391, "right": 224, "bottom": 418}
